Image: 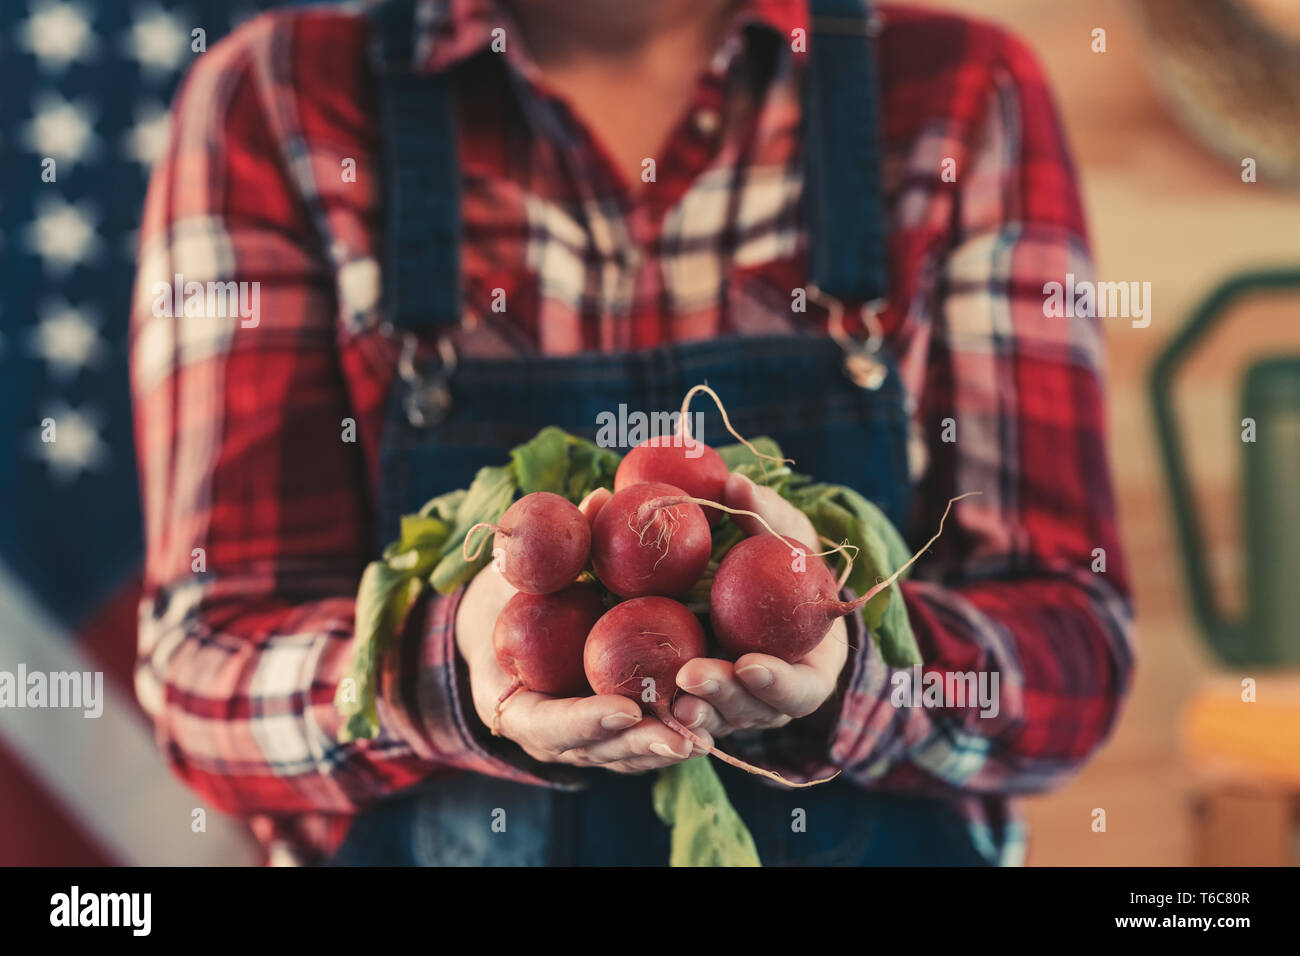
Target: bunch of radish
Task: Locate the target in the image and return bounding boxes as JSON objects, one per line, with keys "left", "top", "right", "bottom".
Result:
{"left": 463, "top": 387, "right": 961, "bottom": 788}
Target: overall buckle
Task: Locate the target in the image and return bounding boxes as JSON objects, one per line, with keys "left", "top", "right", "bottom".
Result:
{"left": 396, "top": 332, "right": 458, "bottom": 427}
{"left": 807, "top": 285, "right": 888, "bottom": 390}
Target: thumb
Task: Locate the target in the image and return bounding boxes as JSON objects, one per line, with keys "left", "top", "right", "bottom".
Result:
{"left": 724, "top": 472, "right": 816, "bottom": 544}
{"left": 578, "top": 487, "right": 613, "bottom": 527}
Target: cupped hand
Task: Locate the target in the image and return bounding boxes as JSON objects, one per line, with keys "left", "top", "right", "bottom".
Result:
{"left": 452, "top": 489, "right": 710, "bottom": 774}
{"left": 673, "top": 472, "right": 850, "bottom": 737}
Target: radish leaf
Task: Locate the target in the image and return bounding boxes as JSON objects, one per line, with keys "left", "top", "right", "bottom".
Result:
{"left": 510, "top": 426, "right": 570, "bottom": 495}
{"left": 336, "top": 556, "right": 424, "bottom": 741}
{"left": 654, "top": 759, "right": 761, "bottom": 867}
{"left": 430, "top": 464, "right": 517, "bottom": 594}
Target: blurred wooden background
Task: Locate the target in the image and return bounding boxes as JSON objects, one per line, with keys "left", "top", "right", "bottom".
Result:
{"left": 923, "top": 0, "right": 1300, "bottom": 865}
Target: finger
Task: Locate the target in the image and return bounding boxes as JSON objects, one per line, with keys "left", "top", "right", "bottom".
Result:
{"left": 724, "top": 472, "right": 817, "bottom": 544}
{"left": 598, "top": 738, "right": 712, "bottom": 775}
{"left": 801, "top": 616, "right": 853, "bottom": 676}
{"left": 671, "top": 694, "right": 733, "bottom": 739}
{"left": 676, "top": 657, "right": 788, "bottom": 729}
{"left": 578, "top": 487, "right": 612, "bottom": 527}
{"left": 520, "top": 742, "right": 590, "bottom": 767}
{"left": 498, "top": 692, "right": 643, "bottom": 755}
{"left": 732, "top": 651, "right": 839, "bottom": 719}
{"left": 603, "top": 757, "right": 666, "bottom": 775}
{"left": 578, "top": 716, "right": 712, "bottom": 764}
{"left": 731, "top": 616, "right": 848, "bottom": 718}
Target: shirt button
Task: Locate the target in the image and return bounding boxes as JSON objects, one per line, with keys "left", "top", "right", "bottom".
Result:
{"left": 694, "top": 108, "right": 720, "bottom": 137}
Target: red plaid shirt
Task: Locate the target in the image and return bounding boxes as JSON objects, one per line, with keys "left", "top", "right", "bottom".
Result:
{"left": 131, "top": 0, "right": 1134, "bottom": 865}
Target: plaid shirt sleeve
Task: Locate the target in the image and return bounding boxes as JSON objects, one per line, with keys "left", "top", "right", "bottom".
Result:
{"left": 128, "top": 17, "right": 562, "bottom": 818}
{"left": 740, "top": 20, "right": 1135, "bottom": 795}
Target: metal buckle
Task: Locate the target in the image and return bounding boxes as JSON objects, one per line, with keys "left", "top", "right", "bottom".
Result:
{"left": 807, "top": 285, "right": 888, "bottom": 391}
{"left": 396, "top": 332, "right": 457, "bottom": 428}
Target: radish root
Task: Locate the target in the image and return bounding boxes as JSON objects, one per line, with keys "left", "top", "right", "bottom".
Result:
{"left": 677, "top": 384, "right": 793, "bottom": 468}
{"left": 817, "top": 534, "right": 861, "bottom": 589}
{"left": 637, "top": 494, "right": 842, "bottom": 561}
{"left": 463, "top": 522, "right": 507, "bottom": 562}
{"left": 492, "top": 679, "right": 524, "bottom": 736}
{"left": 848, "top": 491, "right": 981, "bottom": 609}
{"left": 658, "top": 710, "right": 840, "bottom": 789}
{"left": 628, "top": 505, "right": 682, "bottom": 571}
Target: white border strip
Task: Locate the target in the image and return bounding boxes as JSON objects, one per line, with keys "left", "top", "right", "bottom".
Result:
{"left": 0, "top": 560, "right": 258, "bottom": 866}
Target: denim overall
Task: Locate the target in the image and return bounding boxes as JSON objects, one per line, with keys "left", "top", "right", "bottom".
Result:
{"left": 331, "top": 0, "right": 989, "bottom": 866}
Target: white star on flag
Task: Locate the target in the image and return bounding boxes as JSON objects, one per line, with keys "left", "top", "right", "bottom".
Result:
{"left": 122, "top": 101, "right": 171, "bottom": 169}
{"left": 29, "top": 298, "right": 105, "bottom": 380}
{"left": 23, "top": 196, "right": 102, "bottom": 275}
{"left": 21, "top": 91, "right": 100, "bottom": 169}
{"left": 18, "top": 0, "right": 98, "bottom": 73}
{"left": 122, "top": 4, "right": 192, "bottom": 79}
{"left": 29, "top": 404, "right": 109, "bottom": 482}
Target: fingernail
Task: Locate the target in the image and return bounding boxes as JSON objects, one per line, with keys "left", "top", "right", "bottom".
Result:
{"left": 686, "top": 710, "right": 707, "bottom": 729}
{"left": 736, "top": 665, "right": 773, "bottom": 688}
{"left": 650, "top": 742, "right": 688, "bottom": 759}
{"left": 601, "top": 713, "right": 640, "bottom": 731}
{"left": 683, "top": 679, "right": 719, "bottom": 696}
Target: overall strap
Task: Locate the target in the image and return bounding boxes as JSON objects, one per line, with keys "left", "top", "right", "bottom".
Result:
{"left": 371, "top": 0, "right": 462, "bottom": 331}
{"left": 803, "top": 0, "right": 889, "bottom": 304}
{"left": 368, "top": 0, "right": 891, "bottom": 329}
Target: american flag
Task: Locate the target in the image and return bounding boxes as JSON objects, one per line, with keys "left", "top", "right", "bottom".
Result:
{"left": 0, "top": 0, "right": 307, "bottom": 866}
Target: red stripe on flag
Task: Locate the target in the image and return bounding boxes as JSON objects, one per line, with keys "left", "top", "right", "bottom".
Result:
{"left": 0, "top": 737, "right": 116, "bottom": 865}
{"left": 0, "top": 575, "right": 143, "bottom": 865}
{"left": 76, "top": 573, "right": 143, "bottom": 697}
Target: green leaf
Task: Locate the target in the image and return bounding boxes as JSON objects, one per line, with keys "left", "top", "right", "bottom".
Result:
{"left": 564, "top": 435, "right": 621, "bottom": 502}
{"left": 733, "top": 462, "right": 798, "bottom": 492}
{"left": 876, "top": 582, "right": 922, "bottom": 667}
{"left": 822, "top": 487, "right": 921, "bottom": 666}
{"left": 716, "top": 436, "right": 784, "bottom": 471}
{"left": 510, "top": 426, "right": 571, "bottom": 496}
{"left": 335, "top": 557, "right": 424, "bottom": 741}
{"left": 418, "top": 488, "right": 467, "bottom": 521}
{"left": 382, "top": 514, "right": 452, "bottom": 563}
{"left": 653, "top": 759, "right": 761, "bottom": 867}
{"left": 785, "top": 483, "right": 922, "bottom": 668}
{"left": 430, "top": 464, "right": 518, "bottom": 594}
{"left": 833, "top": 485, "right": 912, "bottom": 574}
{"left": 794, "top": 495, "right": 870, "bottom": 597}
{"left": 400, "top": 514, "right": 452, "bottom": 550}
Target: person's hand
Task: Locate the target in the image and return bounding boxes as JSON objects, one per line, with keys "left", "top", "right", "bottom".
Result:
{"left": 453, "top": 489, "right": 711, "bottom": 773}
{"left": 672, "top": 472, "right": 849, "bottom": 737}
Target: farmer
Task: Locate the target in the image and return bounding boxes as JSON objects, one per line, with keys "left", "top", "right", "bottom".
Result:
{"left": 131, "top": 0, "right": 1133, "bottom": 865}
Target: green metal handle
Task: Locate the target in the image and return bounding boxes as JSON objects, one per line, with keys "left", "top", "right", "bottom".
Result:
{"left": 1149, "top": 268, "right": 1300, "bottom": 665}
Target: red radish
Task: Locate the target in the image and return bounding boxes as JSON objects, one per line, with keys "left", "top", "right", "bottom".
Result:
{"left": 591, "top": 481, "right": 711, "bottom": 598}
{"left": 494, "top": 583, "right": 605, "bottom": 700}
{"left": 584, "top": 597, "right": 708, "bottom": 716}
{"left": 584, "top": 596, "right": 837, "bottom": 789}
{"left": 464, "top": 491, "right": 590, "bottom": 595}
{"left": 577, "top": 487, "right": 612, "bottom": 528}
{"left": 710, "top": 493, "right": 977, "bottom": 663}
{"left": 710, "top": 535, "right": 849, "bottom": 663}
{"left": 615, "top": 436, "right": 730, "bottom": 526}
